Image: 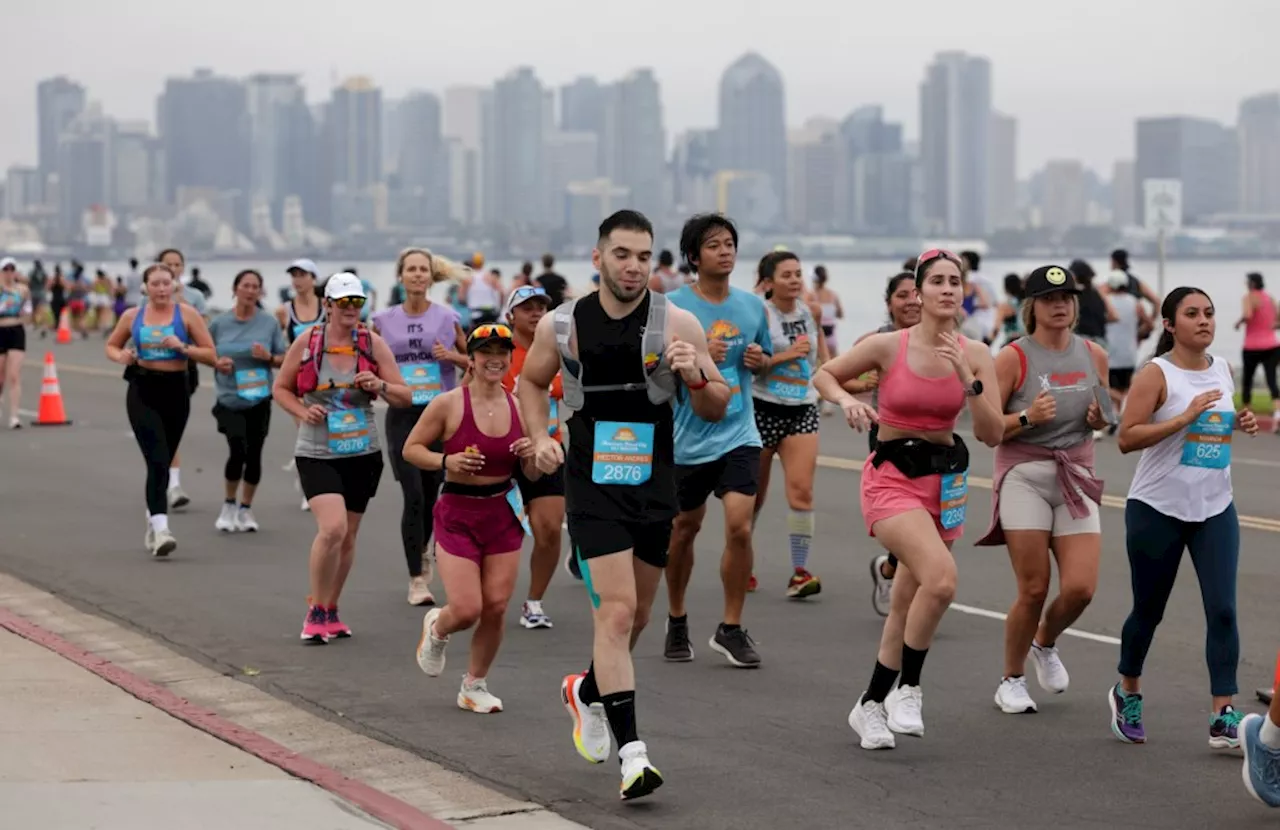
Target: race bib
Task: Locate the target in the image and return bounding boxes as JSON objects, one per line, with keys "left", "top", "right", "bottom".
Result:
{"left": 402, "top": 362, "right": 442, "bottom": 406}
{"left": 235, "top": 367, "right": 270, "bottom": 401}
{"left": 327, "top": 409, "right": 371, "bottom": 455}
{"left": 591, "top": 421, "right": 655, "bottom": 485}
{"left": 1181, "top": 410, "right": 1234, "bottom": 469}
{"left": 548, "top": 398, "right": 559, "bottom": 437}
{"left": 139, "top": 324, "right": 180, "bottom": 361}
{"left": 940, "top": 471, "right": 969, "bottom": 530}
{"left": 766, "top": 359, "right": 811, "bottom": 402}
{"left": 505, "top": 484, "right": 532, "bottom": 536}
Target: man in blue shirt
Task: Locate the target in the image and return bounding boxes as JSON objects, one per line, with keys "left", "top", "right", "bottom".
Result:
{"left": 664, "top": 213, "right": 772, "bottom": 668}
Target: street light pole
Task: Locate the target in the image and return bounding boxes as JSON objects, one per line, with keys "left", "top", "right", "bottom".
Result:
{"left": 1156, "top": 228, "right": 1166, "bottom": 300}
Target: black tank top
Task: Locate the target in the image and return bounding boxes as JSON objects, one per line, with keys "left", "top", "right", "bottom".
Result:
{"left": 1076, "top": 288, "right": 1108, "bottom": 338}
{"left": 566, "top": 292, "right": 677, "bottom": 522}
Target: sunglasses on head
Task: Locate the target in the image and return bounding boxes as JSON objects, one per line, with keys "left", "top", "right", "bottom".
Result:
{"left": 332, "top": 296, "right": 366, "bottom": 309}
{"left": 914, "top": 248, "right": 962, "bottom": 281}
{"left": 511, "top": 286, "right": 547, "bottom": 303}
{"left": 470, "top": 323, "right": 512, "bottom": 341}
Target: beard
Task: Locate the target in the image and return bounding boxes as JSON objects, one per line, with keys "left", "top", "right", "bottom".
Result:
{"left": 601, "top": 267, "right": 646, "bottom": 303}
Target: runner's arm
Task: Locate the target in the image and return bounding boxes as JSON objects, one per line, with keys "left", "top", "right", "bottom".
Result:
{"left": 370, "top": 333, "right": 413, "bottom": 408}
{"left": 810, "top": 301, "right": 831, "bottom": 365}
{"left": 995, "top": 345, "right": 1028, "bottom": 441}
{"left": 104, "top": 308, "right": 139, "bottom": 364}
{"left": 272, "top": 337, "right": 315, "bottom": 421}
{"left": 963, "top": 340, "right": 1004, "bottom": 447}
{"left": 840, "top": 330, "right": 881, "bottom": 394}
{"left": 403, "top": 395, "right": 451, "bottom": 471}
{"left": 816, "top": 331, "right": 887, "bottom": 407}
{"left": 517, "top": 312, "right": 560, "bottom": 440}
{"left": 1117, "top": 363, "right": 1182, "bottom": 453}
{"left": 181, "top": 308, "right": 218, "bottom": 367}
{"left": 670, "top": 306, "right": 731, "bottom": 422}
{"left": 512, "top": 404, "right": 543, "bottom": 482}
{"left": 441, "top": 323, "right": 470, "bottom": 369}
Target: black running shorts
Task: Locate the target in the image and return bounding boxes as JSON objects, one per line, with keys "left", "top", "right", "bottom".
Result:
{"left": 674, "top": 444, "right": 760, "bottom": 512}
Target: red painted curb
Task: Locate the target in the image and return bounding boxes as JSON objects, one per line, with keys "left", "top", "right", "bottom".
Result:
{"left": 0, "top": 608, "right": 456, "bottom": 830}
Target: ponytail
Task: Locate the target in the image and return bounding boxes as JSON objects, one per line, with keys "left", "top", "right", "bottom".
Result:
{"left": 396, "top": 247, "right": 473, "bottom": 286}
{"left": 1153, "top": 329, "right": 1176, "bottom": 358}
{"left": 1146, "top": 286, "right": 1212, "bottom": 364}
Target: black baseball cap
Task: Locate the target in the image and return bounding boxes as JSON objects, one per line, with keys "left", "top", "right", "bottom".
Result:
{"left": 1024, "top": 265, "right": 1082, "bottom": 299}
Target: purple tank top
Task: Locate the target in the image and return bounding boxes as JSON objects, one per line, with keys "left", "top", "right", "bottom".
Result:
{"left": 443, "top": 386, "right": 524, "bottom": 479}
{"left": 371, "top": 303, "right": 461, "bottom": 395}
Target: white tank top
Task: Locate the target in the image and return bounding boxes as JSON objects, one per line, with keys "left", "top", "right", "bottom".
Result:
{"left": 1127, "top": 355, "right": 1235, "bottom": 523}
{"left": 468, "top": 278, "right": 501, "bottom": 311}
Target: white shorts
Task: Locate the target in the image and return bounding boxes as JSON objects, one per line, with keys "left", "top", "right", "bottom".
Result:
{"left": 998, "top": 459, "right": 1100, "bottom": 536}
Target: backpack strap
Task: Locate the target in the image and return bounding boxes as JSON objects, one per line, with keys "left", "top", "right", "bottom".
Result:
{"left": 555, "top": 300, "right": 585, "bottom": 409}
{"left": 643, "top": 292, "right": 676, "bottom": 405}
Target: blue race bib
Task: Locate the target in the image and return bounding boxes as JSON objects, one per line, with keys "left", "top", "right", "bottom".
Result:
{"left": 327, "top": 408, "right": 371, "bottom": 455}
{"left": 292, "top": 320, "right": 319, "bottom": 341}
{"left": 940, "top": 471, "right": 969, "bottom": 530}
{"left": 506, "top": 484, "right": 532, "bottom": 536}
{"left": 726, "top": 379, "right": 744, "bottom": 417}
{"left": 138, "top": 324, "right": 180, "bottom": 361}
{"left": 402, "top": 362, "right": 442, "bottom": 406}
{"left": 591, "top": 421, "right": 655, "bottom": 485}
{"left": 548, "top": 398, "right": 559, "bottom": 437}
{"left": 235, "top": 367, "right": 270, "bottom": 401}
{"left": 766, "top": 359, "right": 811, "bottom": 402}
{"left": 1181, "top": 410, "right": 1234, "bottom": 469}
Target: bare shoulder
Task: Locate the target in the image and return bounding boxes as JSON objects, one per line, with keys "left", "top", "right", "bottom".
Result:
{"left": 963, "top": 336, "right": 993, "bottom": 361}
{"left": 667, "top": 305, "right": 703, "bottom": 339}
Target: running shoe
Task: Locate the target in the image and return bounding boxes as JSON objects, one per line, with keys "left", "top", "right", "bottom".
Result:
{"left": 870, "top": 554, "right": 893, "bottom": 617}
{"left": 1030, "top": 641, "right": 1069, "bottom": 693}
{"left": 747, "top": 574, "right": 758, "bottom": 593}
{"left": 407, "top": 575, "right": 435, "bottom": 606}
{"left": 215, "top": 503, "right": 237, "bottom": 532}
{"left": 458, "top": 676, "right": 503, "bottom": 713}
{"left": 519, "top": 600, "right": 553, "bottom": 629}
{"left": 709, "top": 624, "right": 761, "bottom": 668}
{"left": 560, "top": 672, "right": 610, "bottom": 763}
{"left": 167, "top": 486, "right": 190, "bottom": 511}
{"left": 994, "top": 676, "right": 1038, "bottom": 714}
{"left": 886, "top": 684, "right": 925, "bottom": 736}
{"left": 421, "top": 544, "right": 434, "bottom": 584}
{"left": 848, "top": 694, "right": 895, "bottom": 750}
{"left": 1241, "top": 713, "right": 1280, "bottom": 807}
{"left": 1210, "top": 704, "right": 1244, "bottom": 750}
{"left": 301, "top": 496, "right": 311, "bottom": 512}
{"left": 9, "top": 416, "right": 21, "bottom": 430}
{"left": 564, "top": 551, "right": 582, "bottom": 581}
{"left": 1108, "top": 683, "right": 1145, "bottom": 743}
{"left": 235, "top": 506, "right": 259, "bottom": 533}
{"left": 300, "top": 605, "right": 329, "bottom": 644}
{"left": 143, "top": 523, "right": 155, "bottom": 554}
{"left": 617, "top": 741, "right": 663, "bottom": 801}
{"left": 416, "top": 608, "right": 448, "bottom": 676}
{"left": 786, "top": 568, "right": 822, "bottom": 599}
{"left": 663, "top": 616, "right": 693, "bottom": 662}
{"left": 325, "top": 607, "right": 351, "bottom": 639}
{"left": 150, "top": 528, "right": 177, "bottom": 558}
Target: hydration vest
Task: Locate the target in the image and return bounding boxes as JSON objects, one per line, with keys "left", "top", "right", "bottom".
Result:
{"left": 296, "top": 324, "right": 379, "bottom": 398}
{"left": 554, "top": 292, "right": 677, "bottom": 410}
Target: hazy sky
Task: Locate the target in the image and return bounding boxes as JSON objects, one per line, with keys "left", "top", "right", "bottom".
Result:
{"left": 3, "top": 0, "right": 1276, "bottom": 178}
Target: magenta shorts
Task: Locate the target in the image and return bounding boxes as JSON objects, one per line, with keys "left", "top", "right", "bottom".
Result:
{"left": 432, "top": 492, "right": 526, "bottom": 564}
{"left": 860, "top": 455, "right": 965, "bottom": 542}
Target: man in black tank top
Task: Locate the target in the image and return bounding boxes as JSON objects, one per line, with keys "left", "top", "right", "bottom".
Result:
{"left": 518, "top": 210, "right": 730, "bottom": 801}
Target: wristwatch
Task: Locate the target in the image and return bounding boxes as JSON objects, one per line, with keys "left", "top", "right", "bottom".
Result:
{"left": 1018, "top": 409, "right": 1034, "bottom": 429}
{"left": 967, "top": 378, "right": 984, "bottom": 397}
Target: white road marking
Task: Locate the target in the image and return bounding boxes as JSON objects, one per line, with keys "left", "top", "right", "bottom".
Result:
{"left": 948, "top": 603, "right": 1122, "bottom": 646}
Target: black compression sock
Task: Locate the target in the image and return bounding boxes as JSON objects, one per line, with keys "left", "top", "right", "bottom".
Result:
{"left": 864, "top": 661, "right": 900, "bottom": 704}
{"left": 601, "top": 690, "right": 639, "bottom": 747}
{"left": 579, "top": 663, "right": 601, "bottom": 704}
{"left": 900, "top": 644, "right": 929, "bottom": 688}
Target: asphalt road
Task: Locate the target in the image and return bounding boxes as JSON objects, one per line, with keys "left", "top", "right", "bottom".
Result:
{"left": 4, "top": 338, "right": 1280, "bottom": 830}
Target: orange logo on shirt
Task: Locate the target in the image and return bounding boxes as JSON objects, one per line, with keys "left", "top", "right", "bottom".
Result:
{"left": 465, "top": 444, "right": 481, "bottom": 454}
{"left": 707, "top": 320, "right": 740, "bottom": 340}
{"left": 643, "top": 352, "right": 660, "bottom": 370}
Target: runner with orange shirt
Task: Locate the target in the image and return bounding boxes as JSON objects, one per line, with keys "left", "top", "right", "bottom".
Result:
{"left": 503, "top": 285, "right": 569, "bottom": 628}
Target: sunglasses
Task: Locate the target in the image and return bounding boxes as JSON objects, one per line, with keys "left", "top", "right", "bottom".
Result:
{"left": 332, "top": 296, "right": 366, "bottom": 309}
{"left": 510, "top": 286, "right": 547, "bottom": 304}
{"left": 914, "top": 248, "right": 962, "bottom": 281}
{"left": 470, "top": 323, "right": 513, "bottom": 341}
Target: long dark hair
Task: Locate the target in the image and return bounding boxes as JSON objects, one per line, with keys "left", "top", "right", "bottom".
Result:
{"left": 755, "top": 251, "right": 799, "bottom": 300}
{"left": 1153, "top": 286, "right": 1213, "bottom": 358}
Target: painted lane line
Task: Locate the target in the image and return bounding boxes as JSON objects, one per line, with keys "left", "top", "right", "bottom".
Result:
{"left": 949, "top": 603, "right": 1122, "bottom": 646}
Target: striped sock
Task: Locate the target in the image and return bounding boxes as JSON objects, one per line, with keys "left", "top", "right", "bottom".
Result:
{"left": 786, "top": 510, "right": 814, "bottom": 570}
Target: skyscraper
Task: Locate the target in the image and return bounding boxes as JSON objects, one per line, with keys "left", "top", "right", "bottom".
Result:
{"left": 329, "top": 77, "right": 383, "bottom": 191}
{"left": 396, "top": 91, "right": 448, "bottom": 227}
{"left": 602, "top": 69, "right": 665, "bottom": 220}
{"left": 561, "top": 76, "right": 608, "bottom": 172}
{"left": 56, "top": 103, "right": 111, "bottom": 239}
{"left": 1237, "top": 92, "right": 1280, "bottom": 214}
{"left": 919, "top": 51, "right": 992, "bottom": 237}
{"left": 716, "top": 52, "right": 787, "bottom": 227}
{"left": 1135, "top": 116, "right": 1237, "bottom": 224}
{"left": 484, "top": 67, "right": 546, "bottom": 226}
{"left": 37, "top": 77, "right": 86, "bottom": 190}
{"left": 156, "top": 69, "right": 249, "bottom": 205}
{"left": 246, "top": 74, "right": 309, "bottom": 218}
{"left": 987, "top": 112, "right": 1018, "bottom": 231}
{"left": 443, "top": 86, "right": 486, "bottom": 225}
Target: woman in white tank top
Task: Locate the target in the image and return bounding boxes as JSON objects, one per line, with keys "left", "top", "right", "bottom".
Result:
{"left": 1108, "top": 287, "right": 1259, "bottom": 750}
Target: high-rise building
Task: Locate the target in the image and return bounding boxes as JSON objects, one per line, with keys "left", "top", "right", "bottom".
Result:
{"left": 987, "top": 112, "right": 1018, "bottom": 231}
{"left": 670, "top": 129, "right": 716, "bottom": 216}
{"left": 156, "top": 69, "right": 249, "bottom": 205}
{"left": 56, "top": 103, "right": 111, "bottom": 240}
{"left": 443, "top": 86, "right": 486, "bottom": 225}
{"left": 1135, "top": 116, "right": 1238, "bottom": 224}
{"left": 1040, "top": 160, "right": 1088, "bottom": 231}
{"left": 396, "top": 91, "right": 449, "bottom": 227}
{"left": 245, "top": 74, "right": 311, "bottom": 222}
{"left": 329, "top": 77, "right": 383, "bottom": 191}
{"left": 919, "top": 51, "right": 992, "bottom": 237}
{"left": 561, "top": 76, "right": 608, "bottom": 172}
{"left": 111, "top": 120, "right": 163, "bottom": 211}
{"left": 716, "top": 52, "right": 787, "bottom": 228}
{"left": 602, "top": 69, "right": 665, "bottom": 220}
{"left": 5, "top": 166, "right": 42, "bottom": 218}
{"left": 544, "top": 131, "right": 600, "bottom": 226}
{"left": 833, "top": 106, "right": 910, "bottom": 235}
{"left": 37, "top": 77, "right": 86, "bottom": 193}
{"left": 787, "top": 119, "right": 839, "bottom": 233}
{"left": 484, "top": 67, "right": 546, "bottom": 226}
{"left": 1237, "top": 92, "right": 1280, "bottom": 214}
{"left": 1111, "top": 160, "right": 1136, "bottom": 228}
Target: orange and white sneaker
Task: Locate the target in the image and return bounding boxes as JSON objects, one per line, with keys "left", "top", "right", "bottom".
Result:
{"left": 560, "top": 673, "right": 610, "bottom": 763}
{"left": 458, "top": 676, "right": 503, "bottom": 713}
{"left": 786, "top": 568, "right": 822, "bottom": 599}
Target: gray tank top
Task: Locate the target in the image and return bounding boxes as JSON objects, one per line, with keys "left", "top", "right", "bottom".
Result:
{"left": 752, "top": 300, "right": 820, "bottom": 405}
{"left": 294, "top": 347, "right": 381, "bottom": 460}
{"left": 1006, "top": 335, "right": 1099, "bottom": 450}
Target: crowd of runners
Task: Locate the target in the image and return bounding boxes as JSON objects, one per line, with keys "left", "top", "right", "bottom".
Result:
{"left": 3, "top": 213, "right": 1280, "bottom": 809}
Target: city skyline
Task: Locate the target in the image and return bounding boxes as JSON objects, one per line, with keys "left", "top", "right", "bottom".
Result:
{"left": 2, "top": 0, "right": 1276, "bottom": 178}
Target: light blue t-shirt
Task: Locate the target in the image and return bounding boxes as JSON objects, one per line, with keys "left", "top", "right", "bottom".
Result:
{"left": 666, "top": 285, "right": 772, "bottom": 465}
{"left": 208, "top": 309, "right": 288, "bottom": 409}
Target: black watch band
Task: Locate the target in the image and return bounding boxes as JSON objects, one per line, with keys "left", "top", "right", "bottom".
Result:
{"left": 1019, "top": 410, "right": 1032, "bottom": 428}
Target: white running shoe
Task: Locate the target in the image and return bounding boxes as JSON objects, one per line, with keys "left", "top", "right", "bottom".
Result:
{"left": 560, "top": 673, "right": 610, "bottom": 763}
{"left": 235, "top": 507, "right": 259, "bottom": 533}
{"left": 421, "top": 544, "right": 434, "bottom": 584}
{"left": 143, "top": 523, "right": 155, "bottom": 553}
{"left": 457, "top": 676, "right": 503, "bottom": 713}
{"left": 167, "top": 486, "right": 190, "bottom": 511}
{"left": 994, "top": 676, "right": 1039, "bottom": 714}
{"left": 150, "top": 528, "right": 177, "bottom": 558}
{"left": 870, "top": 554, "right": 893, "bottom": 617}
{"left": 215, "top": 503, "right": 238, "bottom": 533}
{"left": 407, "top": 575, "right": 435, "bottom": 606}
{"left": 283, "top": 457, "right": 296, "bottom": 472}
{"left": 617, "top": 741, "right": 664, "bottom": 801}
{"left": 520, "top": 600, "right": 553, "bottom": 629}
{"left": 848, "top": 694, "right": 896, "bottom": 750}
{"left": 415, "top": 608, "right": 448, "bottom": 676}
{"left": 1030, "top": 642, "right": 1070, "bottom": 693}
{"left": 885, "top": 684, "right": 925, "bottom": 737}
{"left": 301, "top": 495, "right": 310, "bottom": 512}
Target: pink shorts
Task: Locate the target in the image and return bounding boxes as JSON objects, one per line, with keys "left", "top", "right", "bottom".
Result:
{"left": 860, "top": 455, "right": 965, "bottom": 542}
{"left": 432, "top": 491, "right": 526, "bottom": 564}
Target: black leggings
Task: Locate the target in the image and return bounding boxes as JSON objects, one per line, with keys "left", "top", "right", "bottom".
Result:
{"left": 126, "top": 370, "right": 191, "bottom": 516}
{"left": 215, "top": 401, "right": 271, "bottom": 486}
{"left": 385, "top": 407, "right": 443, "bottom": 578}
{"left": 1241, "top": 347, "right": 1280, "bottom": 407}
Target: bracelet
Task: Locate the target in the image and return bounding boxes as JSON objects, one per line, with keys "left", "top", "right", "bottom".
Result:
{"left": 440, "top": 452, "right": 449, "bottom": 472}
{"left": 685, "top": 369, "right": 709, "bottom": 391}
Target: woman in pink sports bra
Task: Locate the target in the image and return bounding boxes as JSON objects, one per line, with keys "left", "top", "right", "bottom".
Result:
{"left": 402, "top": 323, "right": 540, "bottom": 714}
{"left": 815, "top": 248, "right": 1003, "bottom": 752}
{"left": 1234, "top": 272, "right": 1280, "bottom": 432}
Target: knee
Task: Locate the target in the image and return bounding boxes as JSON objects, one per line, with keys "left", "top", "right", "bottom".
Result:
{"left": 481, "top": 594, "right": 511, "bottom": 624}
{"left": 672, "top": 512, "right": 702, "bottom": 540}
{"left": 1017, "top": 576, "right": 1051, "bottom": 607}
{"left": 316, "top": 521, "right": 347, "bottom": 549}
{"left": 919, "top": 563, "right": 958, "bottom": 607}
{"left": 451, "top": 599, "right": 483, "bottom": 629}
{"left": 597, "top": 598, "right": 637, "bottom": 641}
{"left": 531, "top": 512, "right": 562, "bottom": 547}
{"left": 786, "top": 484, "right": 814, "bottom": 512}
{"left": 632, "top": 604, "right": 652, "bottom": 636}
{"left": 1061, "top": 581, "right": 1095, "bottom": 609}
{"left": 1206, "top": 602, "right": 1237, "bottom": 634}
{"left": 726, "top": 519, "right": 753, "bottom": 552}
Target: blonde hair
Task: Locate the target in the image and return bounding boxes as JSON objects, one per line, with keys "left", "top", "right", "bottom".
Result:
{"left": 1019, "top": 294, "right": 1079, "bottom": 335}
{"left": 396, "top": 247, "right": 472, "bottom": 284}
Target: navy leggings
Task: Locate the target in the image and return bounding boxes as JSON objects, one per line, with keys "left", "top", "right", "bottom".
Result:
{"left": 1118, "top": 499, "right": 1240, "bottom": 696}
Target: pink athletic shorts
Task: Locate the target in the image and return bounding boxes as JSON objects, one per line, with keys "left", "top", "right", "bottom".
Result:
{"left": 433, "top": 491, "right": 526, "bottom": 564}
{"left": 860, "top": 454, "right": 965, "bottom": 542}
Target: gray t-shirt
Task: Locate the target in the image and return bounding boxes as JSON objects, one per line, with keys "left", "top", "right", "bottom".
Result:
{"left": 208, "top": 309, "right": 288, "bottom": 409}
{"left": 122, "top": 269, "right": 144, "bottom": 307}
{"left": 1105, "top": 292, "right": 1140, "bottom": 370}
{"left": 293, "top": 338, "right": 381, "bottom": 460}
{"left": 752, "top": 300, "right": 820, "bottom": 406}
{"left": 1007, "top": 335, "right": 1100, "bottom": 450}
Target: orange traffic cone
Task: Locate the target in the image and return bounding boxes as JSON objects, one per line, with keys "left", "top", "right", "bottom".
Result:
{"left": 1257, "top": 650, "right": 1280, "bottom": 704}
{"left": 31, "top": 352, "right": 72, "bottom": 427}
{"left": 55, "top": 308, "right": 72, "bottom": 344}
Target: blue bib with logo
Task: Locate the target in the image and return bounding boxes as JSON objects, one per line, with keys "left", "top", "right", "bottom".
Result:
{"left": 766, "top": 359, "right": 811, "bottom": 402}
{"left": 1181, "top": 411, "right": 1234, "bottom": 469}
{"left": 327, "top": 408, "right": 371, "bottom": 455}
{"left": 139, "top": 324, "right": 180, "bottom": 362}
{"left": 591, "top": 421, "right": 655, "bottom": 485}
{"left": 940, "top": 471, "right": 969, "bottom": 530}
{"left": 235, "top": 367, "right": 270, "bottom": 401}
{"left": 402, "top": 362, "right": 442, "bottom": 406}
{"left": 506, "top": 484, "right": 532, "bottom": 535}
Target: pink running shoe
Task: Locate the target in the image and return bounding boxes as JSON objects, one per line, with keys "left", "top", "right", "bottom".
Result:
{"left": 301, "top": 605, "right": 329, "bottom": 644}
{"left": 326, "top": 606, "right": 352, "bottom": 639}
